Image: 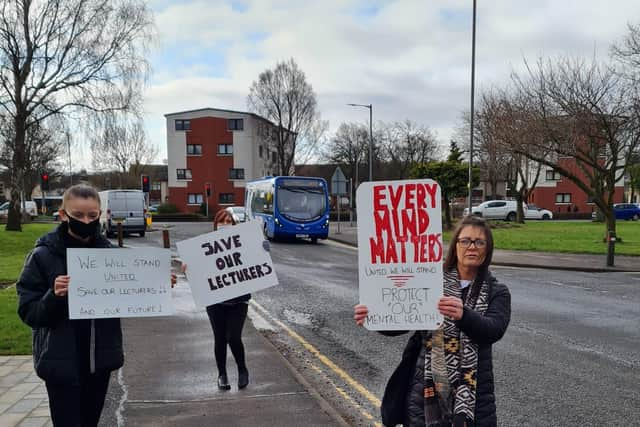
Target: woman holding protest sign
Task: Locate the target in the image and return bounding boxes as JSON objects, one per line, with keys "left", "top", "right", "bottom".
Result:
{"left": 17, "top": 184, "right": 177, "bottom": 426}
{"left": 354, "top": 215, "right": 511, "bottom": 427}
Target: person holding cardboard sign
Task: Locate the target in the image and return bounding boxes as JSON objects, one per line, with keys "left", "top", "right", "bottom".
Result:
{"left": 354, "top": 216, "right": 511, "bottom": 427}
{"left": 16, "top": 184, "right": 177, "bottom": 427}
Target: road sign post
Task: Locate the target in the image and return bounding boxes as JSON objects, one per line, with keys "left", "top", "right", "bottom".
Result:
{"left": 331, "top": 167, "right": 348, "bottom": 234}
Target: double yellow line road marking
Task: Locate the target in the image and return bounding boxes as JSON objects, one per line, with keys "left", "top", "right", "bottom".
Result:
{"left": 250, "top": 300, "right": 382, "bottom": 426}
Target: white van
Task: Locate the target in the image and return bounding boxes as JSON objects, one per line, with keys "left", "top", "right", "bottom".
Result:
{"left": 0, "top": 201, "right": 38, "bottom": 219}
{"left": 99, "top": 190, "right": 146, "bottom": 237}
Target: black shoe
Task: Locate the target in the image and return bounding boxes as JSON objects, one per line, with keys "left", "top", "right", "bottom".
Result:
{"left": 217, "top": 374, "right": 231, "bottom": 390}
{"left": 238, "top": 368, "right": 249, "bottom": 389}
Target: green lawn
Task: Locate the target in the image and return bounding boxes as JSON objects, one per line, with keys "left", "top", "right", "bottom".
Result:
{"left": 0, "top": 223, "right": 55, "bottom": 355}
{"left": 443, "top": 221, "right": 640, "bottom": 256}
{"left": 0, "top": 287, "right": 32, "bottom": 355}
{"left": 0, "top": 223, "right": 56, "bottom": 285}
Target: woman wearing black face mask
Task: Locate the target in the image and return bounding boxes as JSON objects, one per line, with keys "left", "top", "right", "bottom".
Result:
{"left": 16, "top": 184, "right": 176, "bottom": 426}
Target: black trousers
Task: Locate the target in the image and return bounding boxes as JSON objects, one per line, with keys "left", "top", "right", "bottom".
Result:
{"left": 45, "top": 370, "right": 111, "bottom": 427}
{"left": 206, "top": 303, "right": 248, "bottom": 375}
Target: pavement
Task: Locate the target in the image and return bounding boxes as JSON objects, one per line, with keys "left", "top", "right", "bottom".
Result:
{"left": 2, "top": 220, "right": 638, "bottom": 427}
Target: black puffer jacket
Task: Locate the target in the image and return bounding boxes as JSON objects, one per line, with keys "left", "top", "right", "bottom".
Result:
{"left": 16, "top": 224, "right": 124, "bottom": 386}
{"left": 381, "top": 273, "right": 511, "bottom": 427}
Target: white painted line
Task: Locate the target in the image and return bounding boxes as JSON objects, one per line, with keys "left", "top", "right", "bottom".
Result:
{"left": 116, "top": 368, "right": 128, "bottom": 427}
{"left": 247, "top": 304, "right": 277, "bottom": 332}
{"left": 324, "top": 239, "right": 357, "bottom": 251}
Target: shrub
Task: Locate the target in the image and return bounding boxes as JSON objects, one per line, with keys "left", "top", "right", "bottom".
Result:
{"left": 157, "top": 203, "right": 179, "bottom": 214}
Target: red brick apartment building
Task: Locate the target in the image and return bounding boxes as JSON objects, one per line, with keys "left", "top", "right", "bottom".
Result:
{"left": 527, "top": 157, "right": 624, "bottom": 215}
{"left": 165, "top": 108, "right": 279, "bottom": 214}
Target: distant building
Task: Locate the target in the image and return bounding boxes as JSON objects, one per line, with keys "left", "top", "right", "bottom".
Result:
{"left": 165, "top": 108, "right": 280, "bottom": 213}
{"left": 527, "top": 158, "right": 624, "bottom": 215}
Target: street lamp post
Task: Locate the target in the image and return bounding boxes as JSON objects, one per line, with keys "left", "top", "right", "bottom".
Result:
{"left": 468, "top": 0, "right": 477, "bottom": 214}
{"left": 347, "top": 103, "right": 373, "bottom": 182}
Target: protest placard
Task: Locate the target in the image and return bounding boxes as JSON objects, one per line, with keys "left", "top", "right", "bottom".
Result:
{"left": 175, "top": 221, "right": 278, "bottom": 308}
{"left": 356, "top": 179, "right": 444, "bottom": 330}
{"left": 67, "top": 247, "right": 173, "bottom": 319}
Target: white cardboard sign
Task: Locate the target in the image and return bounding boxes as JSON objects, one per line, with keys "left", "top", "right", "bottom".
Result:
{"left": 176, "top": 221, "right": 279, "bottom": 308}
{"left": 67, "top": 248, "right": 173, "bottom": 319}
{"left": 356, "top": 180, "right": 444, "bottom": 330}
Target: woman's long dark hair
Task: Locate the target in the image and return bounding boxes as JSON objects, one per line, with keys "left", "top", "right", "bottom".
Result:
{"left": 443, "top": 215, "right": 494, "bottom": 275}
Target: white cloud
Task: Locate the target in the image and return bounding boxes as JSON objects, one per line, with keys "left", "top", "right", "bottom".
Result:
{"left": 140, "top": 0, "right": 640, "bottom": 165}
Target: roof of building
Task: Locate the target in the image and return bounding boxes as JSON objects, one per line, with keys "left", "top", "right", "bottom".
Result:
{"left": 164, "top": 107, "right": 274, "bottom": 124}
{"left": 294, "top": 164, "right": 341, "bottom": 183}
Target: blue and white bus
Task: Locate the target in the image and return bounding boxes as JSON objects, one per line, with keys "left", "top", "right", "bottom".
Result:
{"left": 245, "top": 176, "right": 330, "bottom": 243}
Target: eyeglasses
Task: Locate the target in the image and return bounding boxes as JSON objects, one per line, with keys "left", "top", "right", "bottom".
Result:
{"left": 457, "top": 238, "right": 487, "bottom": 248}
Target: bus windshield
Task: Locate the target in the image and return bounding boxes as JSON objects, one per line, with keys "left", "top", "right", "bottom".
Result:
{"left": 277, "top": 186, "right": 326, "bottom": 222}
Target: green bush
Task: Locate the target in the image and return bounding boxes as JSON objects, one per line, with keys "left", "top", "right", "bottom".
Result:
{"left": 157, "top": 203, "right": 179, "bottom": 214}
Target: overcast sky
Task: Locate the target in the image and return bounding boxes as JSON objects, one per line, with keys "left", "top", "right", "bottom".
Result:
{"left": 77, "top": 0, "right": 640, "bottom": 168}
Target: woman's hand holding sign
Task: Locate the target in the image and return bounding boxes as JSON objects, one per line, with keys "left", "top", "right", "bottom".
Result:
{"left": 437, "top": 296, "right": 464, "bottom": 321}
{"left": 54, "top": 275, "right": 70, "bottom": 297}
{"left": 353, "top": 304, "right": 369, "bottom": 326}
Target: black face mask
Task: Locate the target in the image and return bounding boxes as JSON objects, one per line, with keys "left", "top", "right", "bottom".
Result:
{"left": 65, "top": 212, "right": 100, "bottom": 239}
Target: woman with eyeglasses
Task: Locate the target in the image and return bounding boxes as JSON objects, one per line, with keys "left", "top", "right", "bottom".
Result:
{"left": 16, "top": 184, "right": 175, "bottom": 426}
{"left": 354, "top": 215, "right": 511, "bottom": 427}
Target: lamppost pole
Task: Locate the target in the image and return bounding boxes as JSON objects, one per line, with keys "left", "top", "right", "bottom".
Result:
{"left": 347, "top": 103, "right": 373, "bottom": 181}
{"left": 468, "top": 0, "right": 477, "bottom": 214}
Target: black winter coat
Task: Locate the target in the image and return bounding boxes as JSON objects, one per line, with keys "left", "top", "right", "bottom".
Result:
{"left": 381, "top": 273, "right": 511, "bottom": 427}
{"left": 16, "top": 224, "right": 124, "bottom": 386}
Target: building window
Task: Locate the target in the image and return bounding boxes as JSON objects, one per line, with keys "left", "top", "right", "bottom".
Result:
{"left": 228, "top": 119, "right": 244, "bottom": 131}
{"left": 219, "top": 193, "right": 234, "bottom": 204}
{"left": 555, "top": 193, "right": 571, "bottom": 204}
{"left": 175, "top": 119, "right": 191, "bottom": 131}
{"left": 151, "top": 182, "right": 161, "bottom": 191}
{"left": 259, "top": 145, "right": 263, "bottom": 158}
{"left": 218, "top": 144, "right": 233, "bottom": 155}
{"left": 187, "top": 144, "right": 202, "bottom": 155}
{"left": 176, "top": 169, "right": 192, "bottom": 180}
{"left": 229, "top": 168, "right": 245, "bottom": 180}
{"left": 187, "top": 193, "right": 203, "bottom": 205}
{"left": 545, "top": 170, "right": 561, "bottom": 180}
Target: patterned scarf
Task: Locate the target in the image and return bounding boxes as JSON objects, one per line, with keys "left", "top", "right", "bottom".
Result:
{"left": 423, "top": 269, "right": 490, "bottom": 426}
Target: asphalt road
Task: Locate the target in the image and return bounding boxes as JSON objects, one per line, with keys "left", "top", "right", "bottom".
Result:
{"left": 105, "top": 224, "right": 640, "bottom": 426}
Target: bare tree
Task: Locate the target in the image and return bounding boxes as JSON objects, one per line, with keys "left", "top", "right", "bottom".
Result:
{"left": 247, "top": 58, "right": 321, "bottom": 176}
{"left": 611, "top": 22, "right": 640, "bottom": 74}
{"left": 475, "top": 89, "right": 547, "bottom": 222}
{"left": 323, "top": 122, "right": 368, "bottom": 189}
{"left": 0, "top": 0, "right": 153, "bottom": 231}
{"left": 294, "top": 118, "right": 329, "bottom": 165}
{"left": 512, "top": 55, "right": 640, "bottom": 241}
{"left": 0, "top": 113, "right": 64, "bottom": 203}
{"left": 90, "top": 112, "right": 158, "bottom": 188}
{"left": 378, "top": 120, "right": 438, "bottom": 179}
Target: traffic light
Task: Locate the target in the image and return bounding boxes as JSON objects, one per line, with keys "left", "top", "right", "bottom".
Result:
{"left": 141, "top": 175, "right": 150, "bottom": 193}
{"left": 40, "top": 173, "right": 50, "bottom": 192}
{"left": 205, "top": 183, "right": 211, "bottom": 197}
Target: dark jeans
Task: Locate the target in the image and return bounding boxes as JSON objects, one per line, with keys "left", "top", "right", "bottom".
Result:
{"left": 206, "top": 303, "right": 248, "bottom": 375}
{"left": 45, "top": 370, "right": 111, "bottom": 427}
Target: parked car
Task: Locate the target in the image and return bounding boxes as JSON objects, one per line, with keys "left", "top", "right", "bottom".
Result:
{"left": 591, "top": 203, "right": 640, "bottom": 221}
{"left": 463, "top": 200, "right": 520, "bottom": 221}
{"left": 524, "top": 204, "right": 553, "bottom": 220}
{"left": 613, "top": 203, "right": 640, "bottom": 220}
{"left": 0, "top": 201, "right": 38, "bottom": 219}
{"left": 148, "top": 204, "right": 160, "bottom": 213}
{"left": 225, "top": 206, "right": 246, "bottom": 223}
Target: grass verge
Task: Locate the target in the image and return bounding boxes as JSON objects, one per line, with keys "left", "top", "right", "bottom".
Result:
{"left": 444, "top": 220, "right": 640, "bottom": 256}
{"left": 0, "top": 223, "right": 55, "bottom": 355}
